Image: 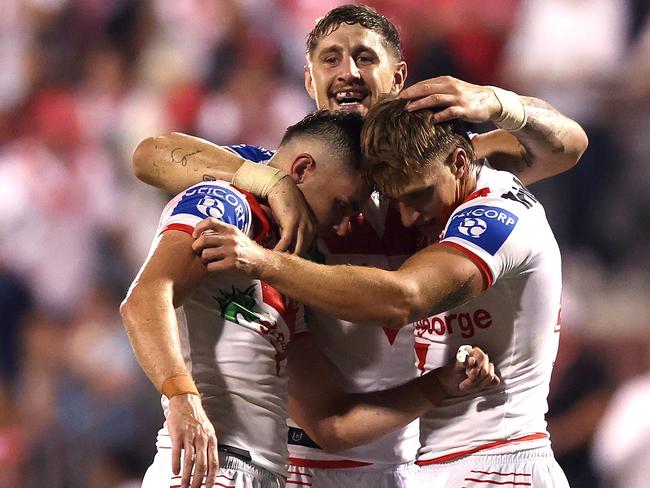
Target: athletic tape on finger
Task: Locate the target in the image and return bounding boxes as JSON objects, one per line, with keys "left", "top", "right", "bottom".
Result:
{"left": 456, "top": 345, "right": 473, "bottom": 364}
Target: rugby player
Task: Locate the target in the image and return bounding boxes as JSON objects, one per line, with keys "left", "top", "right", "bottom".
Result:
{"left": 122, "top": 110, "right": 499, "bottom": 488}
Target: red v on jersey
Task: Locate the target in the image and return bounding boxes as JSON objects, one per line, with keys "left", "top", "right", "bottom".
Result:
{"left": 382, "top": 327, "right": 399, "bottom": 345}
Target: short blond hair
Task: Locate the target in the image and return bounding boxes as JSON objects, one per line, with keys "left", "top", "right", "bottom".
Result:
{"left": 361, "top": 97, "right": 475, "bottom": 195}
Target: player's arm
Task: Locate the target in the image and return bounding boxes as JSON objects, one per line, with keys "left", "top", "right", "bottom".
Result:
{"left": 133, "top": 132, "right": 245, "bottom": 194}
{"left": 132, "top": 132, "right": 316, "bottom": 254}
{"left": 120, "top": 230, "right": 219, "bottom": 488}
{"left": 399, "top": 76, "right": 589, "bottom": 186}
{"left": 192, "top": 218, "right": 484, "bottom": 328}
{"left": 288, "top": 338, "right": 498, "bottom": 452}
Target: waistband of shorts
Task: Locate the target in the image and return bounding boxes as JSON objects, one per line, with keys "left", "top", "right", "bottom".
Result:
{"left": 219, "top": 454, "right": 285, "bottom": 486}
{"left": 418, "top": 445, "right": 556, "bottom": 470}
{"left": 417, "top": 432, "right": 549, "bottom": 465}
{"left": 289, "top": 459, "right": 418, "bottom": 474}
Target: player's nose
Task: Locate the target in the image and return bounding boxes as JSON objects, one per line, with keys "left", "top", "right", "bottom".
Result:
{"left": 333, "top": 216, "right": 352, "bottom": 236}
{"left": 338, "top": 55, "right": 361, "bottom": 81}
{"left": 398, "top": 203, "right": 421, "bottom": 228}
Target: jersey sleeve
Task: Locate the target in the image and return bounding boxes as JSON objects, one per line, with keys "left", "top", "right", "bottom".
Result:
{"left": 439, "top": 196, "right": 532, "bottom": 287}
{"left": 157, "top": 181, "right": 253, "bottom": 237}
{"left": 225, "top": 144, "right": 274, "bottom": 163}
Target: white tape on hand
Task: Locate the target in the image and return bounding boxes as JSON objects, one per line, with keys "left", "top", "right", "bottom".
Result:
{"left": 232, "top": 160, "right": 288, "bottom": 199}
{"left": 456, "top": 345, "right": 473, "bottom": 364}
{"left": 488, "top": 86, "right": 527, "bottom": 132}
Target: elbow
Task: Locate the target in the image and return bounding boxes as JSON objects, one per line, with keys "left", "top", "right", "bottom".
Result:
{"left": 382, "top": 307, "right": 414, "bottom": 329}
{"left": 382, "top": 280, "right": 423, "bottom": 329}
{"left": 571, "top": 125, "right": 589, "bottom": 167}
{"left": 563, "top": 123, "right": 589, "bottom": 171}
{"left": 119, "top": 292, "right": 137, "bottom": 329}
{"left": 307, "top": 418, "right": 360, "bottom": 454}
{"left": 120, "top": 285, "right": 147, "bottom": 331}
{"left": 132, "top": 136, "right": 158, "bottom": 183}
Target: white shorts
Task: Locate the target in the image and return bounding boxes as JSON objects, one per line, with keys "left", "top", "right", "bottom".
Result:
{"left": 142, "top": 448, "right": 284, "bottom": 488}
{"left": 416, "top": 446, "right": 569, "bottom": 487}
{"left": 286, "top": 462, "right": 419, "bottom": 488}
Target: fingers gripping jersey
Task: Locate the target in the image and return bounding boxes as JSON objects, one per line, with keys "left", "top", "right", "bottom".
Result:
{"left": 156, "top": 180, "right": 307, "bottom": 477}
{"left": 415, "top": 165, "right": 562, "bottom": 464}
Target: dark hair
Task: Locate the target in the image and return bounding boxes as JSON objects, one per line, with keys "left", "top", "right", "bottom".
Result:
{"left": 306, "top": 4, "right": 403, "bottom": 61}
{"left": 362, "top": 97, "right": 474, "bottom": 195}
{"left": 281, "top": 110, "right": 364, "bottom": 172}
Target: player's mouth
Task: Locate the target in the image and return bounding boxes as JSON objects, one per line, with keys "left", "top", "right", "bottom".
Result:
{"left": 331, "top": 89, "right": 370, "bottom": 112}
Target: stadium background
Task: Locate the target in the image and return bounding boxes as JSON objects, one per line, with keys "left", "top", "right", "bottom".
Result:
{"left": 0, "top": 0, "right": 648, "bottom": 486}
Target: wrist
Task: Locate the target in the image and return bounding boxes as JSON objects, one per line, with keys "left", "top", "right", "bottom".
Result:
{"left": 488, "top": 86, "right": 527, "bottom": 132}
{"left": 232, "top": 160, "right": 288, "bottom": 199}
{"left": 255, "top": 248, "right": 280, "bottom": 281}
{"left": 160, "top": 374, "right": 199, "bottom": 399}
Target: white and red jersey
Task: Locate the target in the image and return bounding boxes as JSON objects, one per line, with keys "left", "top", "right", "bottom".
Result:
{"left": 288, "top": 192, "right": 423, "bottom": 467}
{"left": 415, "top": 164, "right": 562, "bottom": 464}
{"left": 155, "top": 180, "right": 308, "bottom": 478}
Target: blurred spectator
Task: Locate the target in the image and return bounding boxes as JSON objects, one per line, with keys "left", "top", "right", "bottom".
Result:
{"left": 501, "top": 0, "right": 629, "bottom": 123}
{"left": 404, "top": 0, "right": 520, "bottom": 86}
{"left": 0, "top": 88, "right": 123, "bottom": 314}
{"left": 18, "top": 289, "right": 161, "bottom": 487}
{"left": 593, "top": 368, "right": 650, "bottom": 488}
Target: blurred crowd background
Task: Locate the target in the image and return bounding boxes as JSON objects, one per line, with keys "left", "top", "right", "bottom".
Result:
{"left": 0, "top": 0, "right": 648, "bottom": 487}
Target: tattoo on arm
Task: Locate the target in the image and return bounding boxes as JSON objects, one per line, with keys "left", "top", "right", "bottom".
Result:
{"left": 520, "top": 97, "right": 567, "bottom": 155}
{"left": 171, "top": 148, "right": 202, "bottom": 167}
{"left": 202, "top": 174, "right": 216, "bottom": 181}
{"left": 492, "top": 149, "right": 533, "bottom": 175}
{"left": 434, "top": 275, "right": 475, "bottom": 314}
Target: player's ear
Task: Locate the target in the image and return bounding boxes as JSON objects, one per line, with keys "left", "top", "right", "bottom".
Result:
{"left": 290, "top": 154, "right": 316, "bottom": 183}
{"left": 391, "top": 61, "right": 407, "bottom": 94}
{"left": 304, "top": 64, "right": 317, "bottom": 101}
{"left": 450, "top": 147, "right": 468, "bottom": 180}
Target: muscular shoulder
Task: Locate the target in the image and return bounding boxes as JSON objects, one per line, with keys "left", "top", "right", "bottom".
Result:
{"left": 441, "top": 165, "right": 555, "bottom": 285}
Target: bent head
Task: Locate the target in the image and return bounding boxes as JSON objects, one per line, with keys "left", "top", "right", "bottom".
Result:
{"left": 277, "top": 110, "right": 371, "bottom": 236}
{"left": 362, "top": 98, "right": 476, "bottom": 239}
{"left": 305, "top": 4, "right": 407, "bottom": 117}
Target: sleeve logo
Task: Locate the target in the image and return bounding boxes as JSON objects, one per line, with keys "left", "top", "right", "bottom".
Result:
{"left": 445, "top": 205, "right": 518, "bottom": 255}
{"left": 172, "top": 183, "right": 250, "bottom": 230}
{"left": 457, "top": 217, "right": 488, "bottom": 238}
{"left": 197, "top": 196, "right": 226, "bottom": 219}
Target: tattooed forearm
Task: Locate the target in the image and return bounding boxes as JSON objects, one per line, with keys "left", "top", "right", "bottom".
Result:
{"left": 434, "top": 275, "right": 475, "bottom": 314}
{"left": 170, "top": 148, "right": 203, "bottom": 167}
{"left": 519, "top": 97, "right": 568, "bottom": 156}
{"left": 471, "top": 93, "right": 586, "bottom": 184}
